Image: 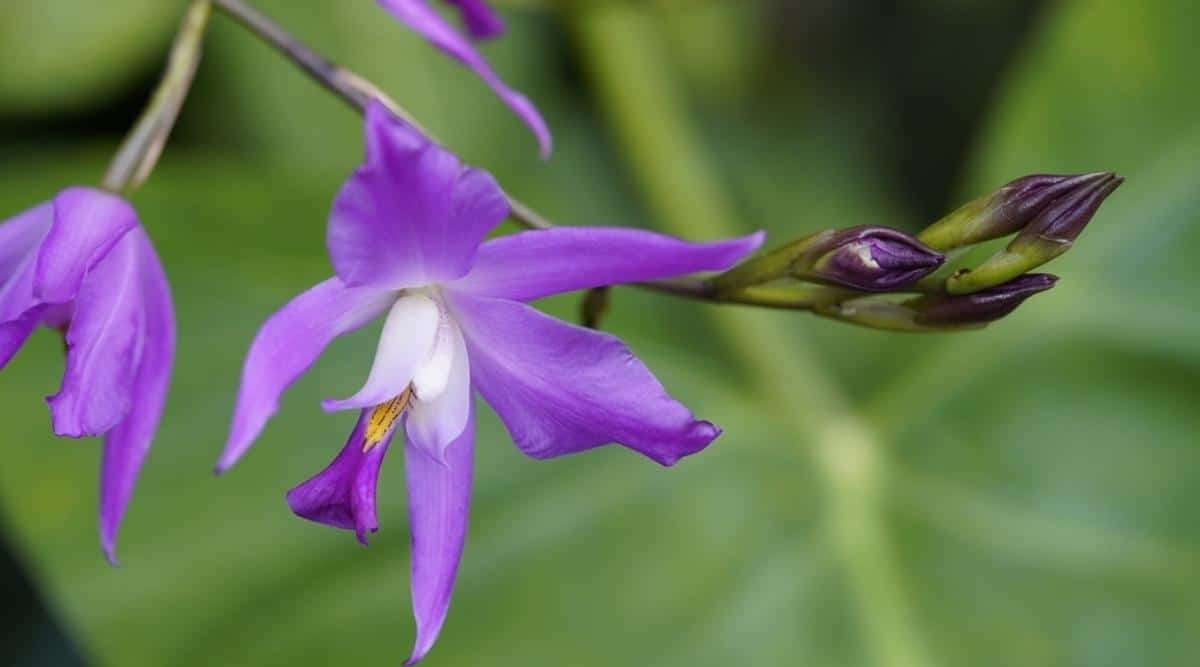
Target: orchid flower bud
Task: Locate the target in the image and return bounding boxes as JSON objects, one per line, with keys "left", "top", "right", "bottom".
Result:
{"left": 918, "top": 172, "right": 1116, "bottom": 253}
{"left": 913, "top": 273, "right": 1059, "bottom": 327}
{"left": 800, "top": 226, "right": 944, "bottom": 292}
{"left": 814, "top": 274, "right": 1058, "bottom": 332}
{"left": 946, "top": 174, "right": 1122, "bottom": 294}
{"left": 710, "top": 226, "right": 942, "bottom": 294}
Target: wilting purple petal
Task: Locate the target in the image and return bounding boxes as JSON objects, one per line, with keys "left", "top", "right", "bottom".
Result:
{"left": 323, "top": 294, "right": 440, "bottom": 412}
{"left": 451, "top": 228, "right": 766, "bottom": 301}
{"left": 445, "top": 0, "right": 503, "bottom": 39}
{"left": 0, "top": 202, "right": 54, "bottom": 367}
{"left": 0, "top": 256, "right": 42, "bottom": 371}
{"left": 327, "top": 101, "right": 509, "bottom": 290}
{"left": 99, "top": 229, "right": 174, "bottom": 564}
{"left": 46, "top": 232, "right": 145, "bottom": 437}
{"left": 219, "top": 278, "right": 394, "bottom": 472}
{"left": 35, "top": 188, "right": 137, "bottom": 303}
{"left": 0, "top": 309, "right": 43, "bottom": 371}
{"left": 376, "top": 0, "right": 552, "bottom": 157}
{"left": 0, "top": 201, "right": 52, "bottom": 280}
{"left": 287, "top": 410, "right": 394, "bottom": 545}
{"left": 404, "top": 319, "right": 470, "bottom": 460}
{"left": 404, "top": 403, "right": 474, "bottom": 666}
{"left": 450, "top": 292, "right": 718, "bottom": 466}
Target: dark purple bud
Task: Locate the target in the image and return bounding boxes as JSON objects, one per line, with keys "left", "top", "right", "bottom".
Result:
{"left": 946, "top": 174, "right": 1122, "bottom": 294}
{"left": 1014, "top": 172, "right": 1123, "bottom": 246}
{"left": 802, "top": 226, "right": 944, "bottom": 292}
{"left": 918, "top": 172, "right": 1117, "bottom": 251}
{"left": 914, "top": 274, "right": 1058, "bottom": 327}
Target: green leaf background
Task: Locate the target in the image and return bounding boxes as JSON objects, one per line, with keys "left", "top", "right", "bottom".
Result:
{"left": 0, "top": 1, "right": 1197, "bottom": 665}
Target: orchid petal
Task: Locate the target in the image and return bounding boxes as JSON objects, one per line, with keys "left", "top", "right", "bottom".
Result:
{"left": 99, "top": 229, "right": 174, "bottom": 563}
{"left": 328, "top": 102, "right": 510, "bottom": 290}
{"left": 322, "top": 293, "right": 440, "bottom": 412}
{"left": 0, "top": 308, "right": 43, "bottom": 371}
{"left": 0, "top": 252, "right": 41, "bottom": 370}
{"left": 287, "top": 410, "right": 395, "bottom": 545}
{"left": 450, "top": 292, "right": 719, "bottom": 466}
{"left": 0, "top": 201, "right": 52, "bottom": 280}
{"left": 405, "top": 319, "right": 470, "bottom": 460}
{"left": 404, "top": 402, "right": 474, "bottom": 666}
{"left": 47, "top": 231, "right": 144, "bottom": 437}
{"left": 453, "top": 227, "right": 766, "bottom": 301}
{"left": 219, "top": 278, "right": 394, "bottom": 472}
{"left": 0, "top": 203, "right": 54, "bottom": 367}
{"left": 36, "top": 187, "right": 137, "bottom": 303}
{"left": 445, "top": 0, "right": 504, "bottom": 40}
{"left": 376, "top": 0, "right": 552, "bottom": 157}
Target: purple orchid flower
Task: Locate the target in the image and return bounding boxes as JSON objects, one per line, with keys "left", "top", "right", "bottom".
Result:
{"left": 377, "top": 0, "right": 552, "bottom": 158}
{"left": 0, "top": 187, "right": 174, "bottom": 563}
{"left": 217, "top": 100, "right": 763, "bottom": 665}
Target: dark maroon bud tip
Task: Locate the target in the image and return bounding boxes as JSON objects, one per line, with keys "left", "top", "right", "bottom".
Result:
{"left": 1019, "top": 172, "right": 1123, "bottom": 245}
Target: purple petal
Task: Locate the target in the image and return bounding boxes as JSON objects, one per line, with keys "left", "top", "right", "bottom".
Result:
{"left": 445, "top": 0, "right": 504, "bottom": 39}
{"left": 376, "top": 0, "right": 552, "bottom": 157}
{"left": 46, "top": 230, "right": 145, "bottom": 437}
{"left": 218, "top": 279, "right": 394, "bottom": 473}
{"left": 99, "top": 229, "right": 174, "bottom": 563}
{"left": 35, "top": 188, "right": 137, "bottom": 303}
{"left": 452, "top": 227, "right": 765, "bottom": 301}
{"left": 0, "top": 200, "right": 52, "bottom": 281}
{"left": 287, "top": 410, "right": 394, "bottom": 545}
{"left": 322, "top": 294, "right": 439, "bottom": 412}
{"left": 449, "top": 292, "right": 719, "bottom": 466}
{"left": 0, "top": 308, "right": 44, "bottom": 371}
{"left": 404, "top": 403, "right": 474, "bottom": 666}
{"left": 0, "top": 243, "right": 43, "bottom": 371}
{"left": 327, "top": 102, "right": 510, "bottom": 290}
{"left": 0, "top": 202, "right": 54, "bottom": 356}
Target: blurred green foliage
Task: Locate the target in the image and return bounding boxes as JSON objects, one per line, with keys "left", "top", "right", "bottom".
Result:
{"left": 0, "top": 1, "right": 1198, "bottom": 666}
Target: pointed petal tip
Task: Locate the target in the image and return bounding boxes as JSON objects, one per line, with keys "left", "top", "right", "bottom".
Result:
{"left": 102, "top": 541, "right": 119, "bottom": 567}
{"left": 355, "top": 526, "right": 377, "bottom": 546}
{"left": 100, "top": 521, "right": 121, "bottom": 566}
{"left": 652, "top": 420, "right": 722, "bottom": 467}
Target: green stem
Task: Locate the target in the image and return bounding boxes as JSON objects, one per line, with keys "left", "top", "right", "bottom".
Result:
{"left": 102, "top": 0, "right": 213, "bottom": 194}
{"left": 571, "top": 5, "right": 935, "bottom": 666}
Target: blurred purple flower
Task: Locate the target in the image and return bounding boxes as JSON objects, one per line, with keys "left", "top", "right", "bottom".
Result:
{"left": 0, "top": 187, "right": 174, "bottom": 563}
{"left": 377, "top": 0, "right": 552, "bottom": 158}
{"left": 217, "top": 101, "right": 763, "bottom": 665}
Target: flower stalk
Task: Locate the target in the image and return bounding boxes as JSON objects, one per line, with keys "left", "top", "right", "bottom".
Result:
{"left": 102, "top": 0, "right": 213, "bottom": 194}
{"left": 206, "top": 0, "right": 1114, "bottom": 332}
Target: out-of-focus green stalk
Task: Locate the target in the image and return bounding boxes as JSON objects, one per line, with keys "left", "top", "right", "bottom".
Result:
{"left": 102, "top": 0, "right": 212, "bottom": 194}
{"left": 570, "top": 5, "right": 935, "bottom": 666}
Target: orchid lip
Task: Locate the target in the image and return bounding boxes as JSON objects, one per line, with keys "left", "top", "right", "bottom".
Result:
{"left": 364, "top": 388, "right": 412, "bottom": 453}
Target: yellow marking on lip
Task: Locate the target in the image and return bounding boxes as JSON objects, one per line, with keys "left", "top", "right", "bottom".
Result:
{"left": 363, "top": 387, "right": 412, "bottom": 452}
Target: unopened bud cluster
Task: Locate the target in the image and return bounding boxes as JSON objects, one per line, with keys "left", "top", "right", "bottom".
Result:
{"left": 709, "top": 171, "right": 1122, "bottom": 331}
